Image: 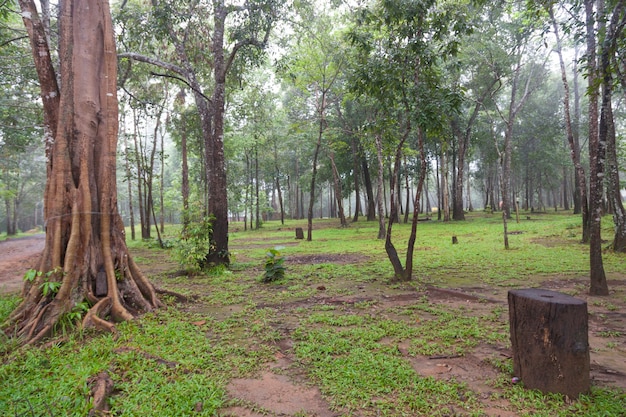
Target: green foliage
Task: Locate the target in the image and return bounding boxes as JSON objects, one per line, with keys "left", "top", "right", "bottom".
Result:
{"left": 22, "top": 268, "right": 40, "bottom": 282}
{"left": 40, "top": 281, "right": 61, "bottom": 297}
{"left": 261, "top": 247, "right": 286, "bottom": 282}
{"left": 0, "top": 294, "right": 20, "bottom": 323}
{"left": 172, "top": 215, "right": 215, "bottom": 272}
{"left": 56, "top": 301, "right": 90, "bottom": 336}
{"left": 0, "top": 308, "right": 267, "bottom": 416}
{"left": 23, "top": 267, "right": 64, "bottom": 297}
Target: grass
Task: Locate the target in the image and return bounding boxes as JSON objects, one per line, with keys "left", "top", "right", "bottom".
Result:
{"left": 1, "top": 211, "right": 625, "bottom": 416}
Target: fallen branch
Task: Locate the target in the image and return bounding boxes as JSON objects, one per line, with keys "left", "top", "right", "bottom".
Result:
{"left": 428, "top": 354, "right": 463, "bottom": 360}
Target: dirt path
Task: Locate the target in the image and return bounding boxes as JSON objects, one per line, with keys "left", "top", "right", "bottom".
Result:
{"left": 0, "top": 234, "right": 45, "bottom": 294}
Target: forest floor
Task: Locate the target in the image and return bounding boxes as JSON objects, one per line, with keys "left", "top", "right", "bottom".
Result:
{"left": 1, "top": 226, "right": 625, "bottom": 416}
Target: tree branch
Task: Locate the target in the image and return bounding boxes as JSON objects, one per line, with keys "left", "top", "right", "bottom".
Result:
{"left": 149, "top": 71, "right": 212, "bottom": 103}
{"left": 118, "top": 52, "right": 212, "bottom": 103}
{"left": 0, "top": 35, "right": 29, "bottom": 48}
{"left": 118, "top": 52, "right": 188, "bottom": 78}
{"left": 225, "top": 21, "right": 273, "bottom": 75}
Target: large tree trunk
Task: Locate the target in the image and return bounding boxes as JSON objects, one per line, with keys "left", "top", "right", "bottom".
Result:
{"left": 205, "top": 0, "right": 230, "bottom": 264}
{"left": 6, "top": 0, "right": 161, "bottom": 345}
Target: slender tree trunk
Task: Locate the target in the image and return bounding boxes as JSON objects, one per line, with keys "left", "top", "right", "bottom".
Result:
{"left": 273, "top": 141, "right": 285, "bottom": 225}
{"left": 385, "top": 129, "right": 410, "bottom": 279}
{"left": 352, "top": 137, "right": 361, "bottom": 222}
{"left": 329, "top": 150, "right": 348, "bottom": 227}
{"left": 180, "top": 112, "right": 190, "bottom": 233}
{"left": 122, "top": 126, "right": 136, "bottom": 241}
{"left": 404, "top": 156, "right": 410, "bottom": 224}
{"left": 435, "top": 155, "right": 441, "bottom": 220}
{"left": 5, "top": 198, "right": 14, "bottom": 235}
{"left": 441, "top": 147, "right": 450, "bottom": 222}
{"left": 586, "top": 0, "right": 608, "bottom": 295}
{"left": 374, "top": 134, "right": 386, "bottom": 240}
{"left": 562, "top": 167, "right": 570, "bottom": 211}
{"left": 550, "top": 7, "right": 590, "bottom": 241}
{"left": 243, "top": 151, "right": 250, "bottom": 231}
{"left": 132, "top": 109, "right": 149, "bottom": 239}
{"left": 362, "top": 155, "right": 376, "bottom": 221}
{"left": 307, "top": 98, "right": 324, "bottom": 241}
{"left": 404, "top": 127, "right": 427, "bottom": 279}
{"left": 601, "top": 1, "right": 626, "bottom": 252}
{"left": 159, "top": 117, "right": 165, "bottom": 234}
{"left": 255, "top": 145, "right": 260, "bottom": 229}
{"left": 452, "top": 120, "right": 467, "bottom": 221}
{"left": 466, "top": 165, "right": 473, "bottom": 211}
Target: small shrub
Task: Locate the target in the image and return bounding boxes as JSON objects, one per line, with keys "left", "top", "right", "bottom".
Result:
{"left": 172, "top": 214, "right": 215, "bottom": 272}
{"left": 261, "top": 247, "right": 286, "bottom": 283}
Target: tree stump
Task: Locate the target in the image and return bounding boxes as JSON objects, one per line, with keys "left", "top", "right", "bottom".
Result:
{"left": 295, "top": 227, "right": 304, "bottom": 240}
{"left": 508, "top": 289, "right": 590, "bottom": 398}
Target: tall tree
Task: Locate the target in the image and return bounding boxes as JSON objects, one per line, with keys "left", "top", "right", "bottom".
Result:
{"left": 585, "top": 0, "right": 609, "bottom": 295}
{"left": 348, "top": 0, "right": 468, "bottom": 280}
{"left": 279, "top": 1, "right": 346, "bottom": 239}
{"left": 599, "top": 0, "right": 626, "bottom": 252}
{"left": 549, "top": 4, "right": 590, "bottom": 243}
{"left": 5, "top": 0, "right": 161, "bottom": 345}
{"left": 119, "top": 0, "right": 278, "bottom": 265}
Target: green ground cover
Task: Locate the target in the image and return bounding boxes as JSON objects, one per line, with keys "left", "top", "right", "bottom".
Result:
{"left": 1, "top": 212, "right": 625, "bottom": 416}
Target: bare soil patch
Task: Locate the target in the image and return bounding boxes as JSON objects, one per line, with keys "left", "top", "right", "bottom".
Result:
{"left": 287, "top": 253, "right": 369, "bottom": 265}
{"left": 0, "top": 234, "right": 44, "bottom": 294}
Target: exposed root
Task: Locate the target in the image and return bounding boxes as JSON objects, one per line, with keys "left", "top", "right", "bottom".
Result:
{"left": 155, "top": 287, "right": 189, "bottom": 303}
{"left": 82, "top": 297, "right": 117, "bottom": 334}
{"left": 129, "top": 256, "right": 163, "bottom": 308}
{"left": 26, "top": 323, "right": 53, "bottom": 346}
{"left": 114, "top": 346, "right": 179, "bottom": 368}
{"left": 88, "top": 371, "right": 114, "bottom": 416}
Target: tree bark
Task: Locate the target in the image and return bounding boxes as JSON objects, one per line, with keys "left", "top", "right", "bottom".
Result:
{"left": 600, "top": 1, "right": 626, "bottom": 252}
{"left": 508, "top": 289, "right": 590, "bottom": 398}
{"left": 550, "top": 7, "right": 590, "bottom": 242}
{"left": 374, "top": 134, "right": 386, "bottom": 240}
{"left": 180, "top": 110, "right": 190, "bottom": 233}
{"left": 440, "top": 146, "right": 450, "bottom": 222}
{"left": 122, "top": 115, "right": 136, "bottom": 241}
{"left": 329, "top": 150, "right": 348, "bottom": 227}
{"left": 351, "top": 136, "right": 362, "bottom": 222}
{"left": 362, "top": 154, "right": 376, "bottom": 221}
{"left": 585, "top": 0, "right": 608, "bottom": 295}
{"left": 404, "top": 127, "right": 427, "bottom": 280}
{"left": 307, "top": 98, "right": 324, "bottom": 241}
{"left": 6, "top": 0, "right": 161, "bottom": 345}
